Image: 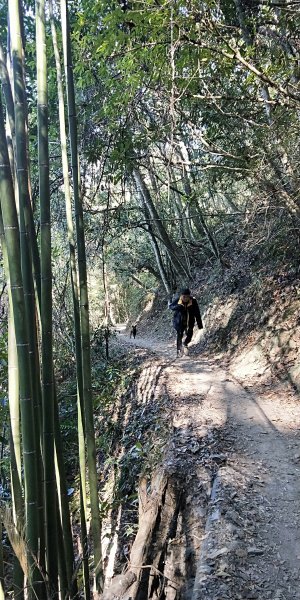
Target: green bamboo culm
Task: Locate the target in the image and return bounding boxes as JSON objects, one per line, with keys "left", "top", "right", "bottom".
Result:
{"left": 8, "top": 317, "right": 25, "bottom": 600}
{"left": 0, "top": 91, "right": 39, "bottom": 595}
{"left": 1, "top": 208, "right": 25, "bottom": 598}
{"left": 8, "top": 0, "right": 36, "bottom": 342}
{"left": 8, "top": 6, "right": 47, "bottom": 585}
{"left": 60, "top": 0, "right": 104, "bottom": 592}
{"left": 0, "top": 214, "right": 6, "bottom": 600}
{"left": 49, "top": 2, "right": 90, "bottom": 595}
{"left": 54, "top": 388, "right": 78, "bottom": 598}
{"left": 36, "top": 0, "right": 58, "bottom": 595}
{"left": 8, "top": 1, "right": 46, "bottom": 591}
{"left": 0, "top": 41, "right": 15, "bottom": 145}
{"left": 2, "top": 20, "right": 42, "bottom": 316}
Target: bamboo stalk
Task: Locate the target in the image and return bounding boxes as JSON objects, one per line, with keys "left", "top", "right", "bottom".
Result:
{"left": 0, "top": 157, "right": 24, "bottom": 597}
{"left": 60, "top": 0, "right": 104, "bottom": 591}
{"left": 49, "top": 2, "right": 90, "bottom": 595}
{"left": 36, "top": 0, "right": 58, "bottom": 594}
{"left": 54, "top": 388, "right": 78, "bottom": 598}
{"left": 8, "top": 306, "right": 25, "bottom": 599}
{"left": 0, "top": 89, "right": 39, "bottom": 595}
{"left": 8, "top": 2, "right": 46, "bottom": 593}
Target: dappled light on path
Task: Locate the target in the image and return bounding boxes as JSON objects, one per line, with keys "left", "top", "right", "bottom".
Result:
{"left": 104, "top": 331, "right": 300, "bottom": 600}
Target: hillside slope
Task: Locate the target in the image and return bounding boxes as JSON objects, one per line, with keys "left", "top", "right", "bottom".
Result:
{"left": 134, "top": 259, "right": 300, "bottom": 393}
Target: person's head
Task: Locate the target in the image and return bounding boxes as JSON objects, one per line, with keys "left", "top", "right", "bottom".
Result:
{"left": 180, "top": 287, "right": 191, "bottom": 303}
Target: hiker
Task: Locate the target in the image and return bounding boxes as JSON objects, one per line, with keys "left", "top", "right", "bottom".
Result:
{"left": 169, "top": 288, "right": 203, "bottom": 355}
{"left": 130, "top": 324, "right": 137, "bottom": 339}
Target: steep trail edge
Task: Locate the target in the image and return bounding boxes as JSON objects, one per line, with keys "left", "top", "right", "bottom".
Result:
{"left": 102, "top": 334, "right": 300, "bottom": 600}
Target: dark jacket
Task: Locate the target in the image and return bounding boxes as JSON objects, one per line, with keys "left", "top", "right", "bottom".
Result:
{"left": 169, "top": 296, "right": 203, "bottom": 332}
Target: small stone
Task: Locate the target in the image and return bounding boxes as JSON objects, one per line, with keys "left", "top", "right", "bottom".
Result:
{"left": 211, "top": 509, "right": 221, "bottom": 521}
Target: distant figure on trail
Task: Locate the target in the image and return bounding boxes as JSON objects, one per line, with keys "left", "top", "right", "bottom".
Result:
{"left": 169, "top": 288, "right": 203, "bottom": 356}
{"left": 130, "top": 324, "right": 137, "bottom": 339}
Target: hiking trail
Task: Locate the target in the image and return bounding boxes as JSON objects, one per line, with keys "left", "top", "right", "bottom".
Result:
{"left": 106, "top": 331, "right": 300, "bottom": 600}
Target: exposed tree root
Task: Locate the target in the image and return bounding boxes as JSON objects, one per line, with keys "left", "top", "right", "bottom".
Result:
{"left": 102, "top": 469, "right": 185, "bottom": 600}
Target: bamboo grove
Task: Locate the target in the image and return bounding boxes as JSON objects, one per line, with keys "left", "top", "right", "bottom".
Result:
{"left": 0, "top": 0, "right": 103, "bottom": 597}
{"left": 1, "top": 0, "right": 300, "bottom": 597}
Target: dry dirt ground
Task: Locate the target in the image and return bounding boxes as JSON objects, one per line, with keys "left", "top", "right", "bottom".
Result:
{"left": 115, "top": 331, "right": 300, "bottom": 600}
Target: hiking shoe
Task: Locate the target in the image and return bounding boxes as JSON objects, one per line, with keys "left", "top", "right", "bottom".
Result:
{"left": 183, "top": 345, "right": 189, "bottom": 355}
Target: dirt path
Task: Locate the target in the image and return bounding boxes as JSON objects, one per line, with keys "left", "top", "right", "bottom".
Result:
{"left": 114, "top": 333, "right": 300, "bottom": 599}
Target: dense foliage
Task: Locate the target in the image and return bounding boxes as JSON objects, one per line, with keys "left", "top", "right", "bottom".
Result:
{"left": 63, "top": 0, "right": 300, "bottom": 303}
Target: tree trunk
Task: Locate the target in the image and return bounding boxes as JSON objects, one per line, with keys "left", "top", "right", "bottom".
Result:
{"left": 148, "top": 231, "right": 172, "bottom": 295}
{"left": 179, "top": 143, "right": 223, "bottom": 264}
{"left": 133, "top": 167, "right": 190, "bottom": 283}
{"left": 135, "top": 184, "right": 172, "bottom": 294}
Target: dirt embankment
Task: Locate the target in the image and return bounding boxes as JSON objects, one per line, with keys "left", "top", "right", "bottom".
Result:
{"left": 131, "top": 265, "right": 300, "bottom": 393}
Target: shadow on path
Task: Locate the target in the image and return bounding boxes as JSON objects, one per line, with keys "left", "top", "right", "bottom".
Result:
{"left": 104, "top": 332, "right": 300, "bottom": 600}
